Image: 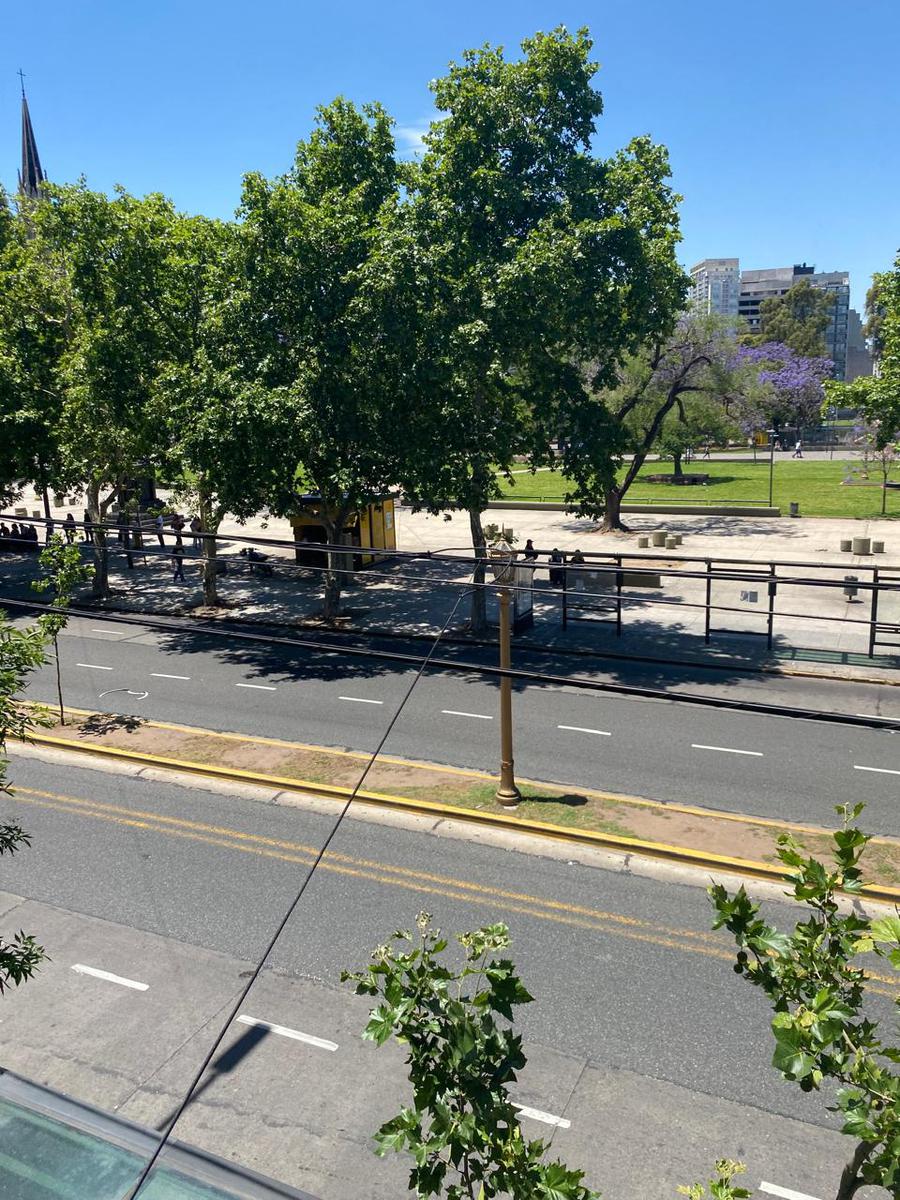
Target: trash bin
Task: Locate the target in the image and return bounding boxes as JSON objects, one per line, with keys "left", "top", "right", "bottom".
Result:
{"left": 843, "top": 574, "right": 859, "bottom": 599}
{"left": 789, "top": 502, "right": 800, "bottom": 517}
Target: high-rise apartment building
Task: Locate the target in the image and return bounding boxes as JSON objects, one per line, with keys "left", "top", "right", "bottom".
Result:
{"left": 845, "top": 308, "right": 873, "bottom": 382}
{"left": 689, "top": 258, "right": 740, "bottom": 318}
{"left": 739, "top": 263, "right": 851, "bottom": 380}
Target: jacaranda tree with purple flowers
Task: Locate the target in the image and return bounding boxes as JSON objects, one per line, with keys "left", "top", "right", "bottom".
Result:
{"left": 734, "top": 342, "right": 833, "bottom": 434}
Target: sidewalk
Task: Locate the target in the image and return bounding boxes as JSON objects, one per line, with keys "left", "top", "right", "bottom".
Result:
{"left": 4, "top": 489, "right": 900, "bottom": 682}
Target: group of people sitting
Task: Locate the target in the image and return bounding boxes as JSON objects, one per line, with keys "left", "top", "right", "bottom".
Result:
{"left": 0, "top": 521, "right": 42, "bottom": 553}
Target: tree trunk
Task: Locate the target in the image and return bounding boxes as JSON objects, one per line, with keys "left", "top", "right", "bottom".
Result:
{"left": 834, "top": 1139, "right": 873, "bottom": 1200}
{"left": 601, "top": 488, "right": 628, "bottom": 533}
{"left": 53, "top": 634, "right": 65, "bottom": 726}
{"left": 672, "top": 451, "right": 683, "bottom": 479}
{"left": 198, "top": 493, "right": 219, "bottom": 607}
{"left": 468, "top": 508, "right": 488, "bottom": 634}
{"left": 87, "top": 482, "right": 109, "bottom": 598}
{"left": 321, "top": 517, "right": 344, "bottom": 623}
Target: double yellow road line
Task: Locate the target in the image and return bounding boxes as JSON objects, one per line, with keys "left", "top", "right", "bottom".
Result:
{"left": 12, "top": 785, "right": 898, "bottom": 997}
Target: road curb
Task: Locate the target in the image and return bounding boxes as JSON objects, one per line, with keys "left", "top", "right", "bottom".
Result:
{"left": 20, "top": 729, "right": 900, "bottom": 905}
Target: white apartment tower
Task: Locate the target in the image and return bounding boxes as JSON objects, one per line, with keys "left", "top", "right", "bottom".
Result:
{"left": 689, "top": 258, "right": 740, "bottom": 318}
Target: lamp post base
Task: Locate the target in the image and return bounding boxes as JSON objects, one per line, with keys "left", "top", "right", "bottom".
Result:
{"left": 495, "top": 783, "right": 521, "bottom": 808}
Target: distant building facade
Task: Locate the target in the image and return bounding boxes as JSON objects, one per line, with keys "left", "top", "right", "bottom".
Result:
{"left": 845, "top": 307, "right": 873, "bottom": 382}
{"left": 689, "top": 258, "right": 740, "bottom": 318}
{"left": 738, "top": 263, "right": 851, "bottom": 380}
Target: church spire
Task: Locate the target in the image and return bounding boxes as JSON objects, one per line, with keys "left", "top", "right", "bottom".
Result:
{"left": 17, "top": 71, "right": 46, "bottom": 200}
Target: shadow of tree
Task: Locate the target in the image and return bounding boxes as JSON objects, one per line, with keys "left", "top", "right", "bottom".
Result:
{"left": 79, "top": 711, "right": 145, "bottom": 735}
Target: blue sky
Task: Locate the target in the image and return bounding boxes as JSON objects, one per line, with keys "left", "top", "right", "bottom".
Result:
{"left": 5, "top": 0, "right": 898, "bottom": 310}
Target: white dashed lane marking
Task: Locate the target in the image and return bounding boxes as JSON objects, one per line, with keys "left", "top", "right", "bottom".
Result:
{"left": 339, "top": 696, "right": 384, "bottom": 705}
{"left": 235, "top": 683, "right": 277, "bottom": 691}
{"left": 441, "top": 710, "right": 492, "bottom": 720}
{"left": 558, "top": 725, "right": 611, "bottom": 737}
{"left": 854, "top": 764, "right": 900, "bottom": 777}
{"left": 71, "top": 964, "right": 149, "bottom": 991}
{"left": 76, "top": 662, "right": 113, "bottom": 671}
{"left": 514, "top": 1103, "right": 571, "bottom": 1129}
{"left": 236, "top": 1015, "right": 337, "bottom": 1051}
{"left": 759, "top": 1182, "right": 821, "bottom": 1200}
{"left": 691, "top": 743, "right": 763, "bottom": 757}
{"left": 150, "top": 673, "right": 191, "bottom": 680}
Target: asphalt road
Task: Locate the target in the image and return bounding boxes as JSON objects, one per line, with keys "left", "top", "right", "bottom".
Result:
{"left": 18, "top": 614, "right": 900, "bottom": 834}
{"left": 3, "top": 753, "right": 889, "bottom": 1199}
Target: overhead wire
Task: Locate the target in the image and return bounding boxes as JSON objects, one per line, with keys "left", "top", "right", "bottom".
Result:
{"left": 123, "top": 571, "right": 477, "bottom": 1198}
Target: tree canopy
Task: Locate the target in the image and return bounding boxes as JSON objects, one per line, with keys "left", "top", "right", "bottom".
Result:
{"left": 745, "top": 278, "right": 834, "bottom": 358}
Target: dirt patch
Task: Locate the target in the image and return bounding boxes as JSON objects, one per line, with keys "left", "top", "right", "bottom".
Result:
{"left": 35, "top": 712, "right": 900, "bottom": 892}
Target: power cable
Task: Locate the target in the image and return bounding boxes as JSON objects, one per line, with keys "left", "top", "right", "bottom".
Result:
{"left": 123, "top": 575, "right": 476, "bottom": 1198}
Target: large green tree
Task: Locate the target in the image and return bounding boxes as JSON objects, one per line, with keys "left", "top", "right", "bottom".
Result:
{"left": 0, "top": 190, "right": 67, "bottom": 512}
{"left": 150, "top": 214, "right": 280, "bottom": 606}
{"left": 566, "top": 317, "right": 754, "bottom": 531}
{"left": 22, "top": 184, "right": 177, "bottom": 596}
{"left": 393, "top": 27, "right": 685, "bottom": 629}
{"left": 239, "top": 98, "right": 402, "bottom": 620}
{"left": 745, "top": 278, "right": 834, "bottom": 359}
{"left": 826, "top": 252, "right": 900, "bottom": 445}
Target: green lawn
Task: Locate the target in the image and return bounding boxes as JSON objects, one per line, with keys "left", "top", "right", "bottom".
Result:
{"left": 499, "top": 459, "right": 900, "bottom": 519}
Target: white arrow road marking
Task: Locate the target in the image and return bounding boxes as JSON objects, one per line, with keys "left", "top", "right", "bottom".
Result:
{"left": 99, "top": 688, "right": 148, "bottom": 700}
{"left": 72, "top": 964, "right": 149, "bottom": 991}
{"left": 235, "top": 1015, "right": 337, "bottom": 1051}
{"left": 514, "top": 1103, "right": 571, "bottom": 1129}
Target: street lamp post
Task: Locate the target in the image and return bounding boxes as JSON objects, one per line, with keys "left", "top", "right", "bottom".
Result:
{"left": 495, "top": 587, "right": 521, "bottom": 807}
{"left": 768, "top": 429, "right": 777, "bottom": 507}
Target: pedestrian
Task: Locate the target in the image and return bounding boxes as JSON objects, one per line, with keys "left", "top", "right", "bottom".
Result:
{"left": 0, "top": 524, "right": 9, "bottom": 553}
{"left": 172, "top": 547, "right": 186, "bottom": 582}
{"left": 702, "top": 441, "right": 711, "bottom": 459}
{"left": 548, "top": 547, "right": 566, "bottom": 587}
{"left": 63, "top": 513, "right": 76, "bottom": 544}
{"left": 155, "top": 513, "right": 165, "bottom": 546}
{"left": 45, "top": 518, "right": 54, "bottom": 544}
{"left": 568, "top": 548, "right": 585, "bottom": 592}
{"left": 190, "top": 515, "right": 202, "bottom": 552}
{"left": 523, "top": 538, "right": 538, "bottom": 562}
{"left": 172, "top": 513, "right": 186, "bottom": 542}
{"left": 82, "top": 508, "right": 92, "bottom": 543}
{"left": 792, "top": 439, "right": 803, "bottom": 459}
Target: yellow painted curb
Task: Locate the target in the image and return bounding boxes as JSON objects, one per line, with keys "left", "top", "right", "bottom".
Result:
{"left": 20, "top": 703, "right": 863, "bottom": 840}
{"left": 20, "top": 728, "right": 900, "bottom": 905}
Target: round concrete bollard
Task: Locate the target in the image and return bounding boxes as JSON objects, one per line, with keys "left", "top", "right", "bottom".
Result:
{"left": 840, "top": 539, "right": 852, "bottom": 552}
{"left": 851, "top": 537, "right": 871, "bottom": 555}
{"left": 674, "top": 534, "right": 683, "bottom": 545}
{"left": 873, "top": 540, "right": 885, "bottom": 554}
{"left": 665, "top": 535, "right": 677, "bottom": 549}
{"left": 651, "top": 530, "right": 667, "bottom": 547}
{"left": 637, "top": 536, "right": 649, "bottom": 548}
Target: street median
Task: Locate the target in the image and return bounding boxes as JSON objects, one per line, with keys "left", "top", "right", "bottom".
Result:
{"left": 17, "top": 707, "right": 900, "bottom": 902}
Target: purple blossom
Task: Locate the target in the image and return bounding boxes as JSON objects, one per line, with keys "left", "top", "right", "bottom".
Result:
{"left": 734, "top": 342, "right": 832, "bottom": 427}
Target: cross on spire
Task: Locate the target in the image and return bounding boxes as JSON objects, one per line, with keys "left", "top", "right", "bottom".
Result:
{"left": 17, "top": 68, "right": 25, "bottom": 97}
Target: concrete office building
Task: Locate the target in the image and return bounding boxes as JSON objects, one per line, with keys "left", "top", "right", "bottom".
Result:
{"left": 739, "top": 263, "right": 851, "bottom": 379}
{"left": 845, "top": 307, "right": 873, "bottom": 382}
{"left": 689, "top": 258, "right": 741, "bottom": 318}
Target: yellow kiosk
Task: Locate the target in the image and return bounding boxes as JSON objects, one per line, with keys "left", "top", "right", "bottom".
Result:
{"left": 289, "top": 494, "right": 396, "bottom": 567}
